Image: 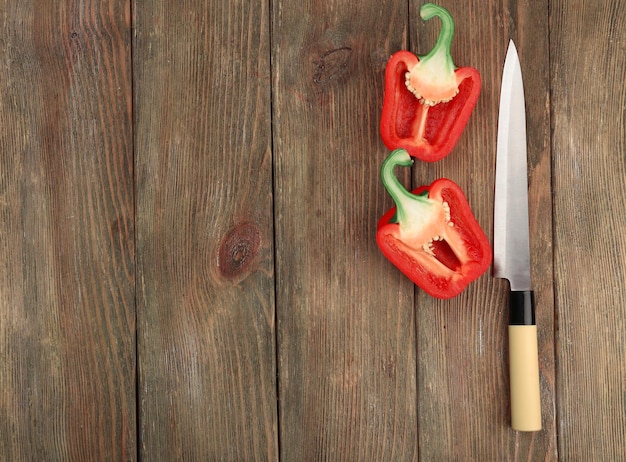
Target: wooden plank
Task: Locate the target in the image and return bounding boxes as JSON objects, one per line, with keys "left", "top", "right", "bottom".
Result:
{"left": 0, "top": 1, "right": 135, "bottom": 459}
{"left": 551, "top": 1, "right": 626, "bottom": 458}
{"left": 133, "top": 0, "right": 277, "bottom": 459}
{"left": 410, "top": 1, "right": 557, "bottom": 458}
{"left": 272, "top": 1, "right": 418, "bottom": 460}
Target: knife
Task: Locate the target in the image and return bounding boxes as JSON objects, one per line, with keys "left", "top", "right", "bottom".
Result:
{"left": 493, "top": 40, "right": 542, "bottom": 432}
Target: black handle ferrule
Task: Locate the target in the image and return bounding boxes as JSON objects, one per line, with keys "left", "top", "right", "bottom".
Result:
{"left": 510, "top": 290, "right": 535, "bottom": 325}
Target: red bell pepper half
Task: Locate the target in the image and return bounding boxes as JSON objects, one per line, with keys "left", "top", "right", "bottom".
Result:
{"left": 380, "top": 3, "right": 481, "bottom": 162}
{"left": 377, "top": 149, "right": 492, "bottom": 299}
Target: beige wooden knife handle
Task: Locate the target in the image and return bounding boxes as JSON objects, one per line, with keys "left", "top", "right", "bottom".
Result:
{"left": 509, "top": 325, "right": 542, "bottom": 431}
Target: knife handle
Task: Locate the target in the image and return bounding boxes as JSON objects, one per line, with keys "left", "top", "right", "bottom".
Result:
{"left": 509, "top": 290, "right": 542, "bottom": 431}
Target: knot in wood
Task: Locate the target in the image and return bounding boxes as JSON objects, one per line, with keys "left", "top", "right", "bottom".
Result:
{"left": 217, "top": 221, "right": 261, "bottom": 280}
{"left": 312, "top": 47, "right": 352, "bottom": 84}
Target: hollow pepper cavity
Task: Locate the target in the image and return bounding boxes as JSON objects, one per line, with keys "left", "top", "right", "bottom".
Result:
{"left": 376, "top": 149, "right": 492, "bottom": 299}
{"left": 380, "top": 3, "right": 481, "bottom": 162}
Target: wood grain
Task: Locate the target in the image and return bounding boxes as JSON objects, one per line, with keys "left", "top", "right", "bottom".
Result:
{"left": 410, "top": 1, "right": 557, "bottom": 458}
{"left": 133, "top": 0, "right": 277, "bottom": 459}
{"left": 272, "top": 1, "right": 418, "bottom": 460}
{"left": 2, "top": 1, "right": 626, "bottom": 459}
{"left": 0, "top": 0, "right": 135, "bottom": 459}
{"left": 551, "top": 0, "right": 626, "bottom": 459}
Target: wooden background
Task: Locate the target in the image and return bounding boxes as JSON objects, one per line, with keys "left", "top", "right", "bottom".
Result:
{"left": 1, "top": 0, "right": 624, "bottom": 460}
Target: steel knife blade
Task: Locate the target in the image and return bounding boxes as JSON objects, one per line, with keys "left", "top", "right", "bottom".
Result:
{"left": 493, "top": 40, "right": 542, "bottom": 432}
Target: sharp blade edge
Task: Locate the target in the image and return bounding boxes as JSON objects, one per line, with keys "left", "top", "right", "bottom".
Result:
{"left": 493, "top": 40, "right": 531, "bottom": 291}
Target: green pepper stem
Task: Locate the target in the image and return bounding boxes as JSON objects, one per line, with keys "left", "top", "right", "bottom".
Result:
{"left": 381, "top": 149, "right": 432, "bottom": 226}
{"left": 419, "top": 3, "right": 456, "bottom": 71}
